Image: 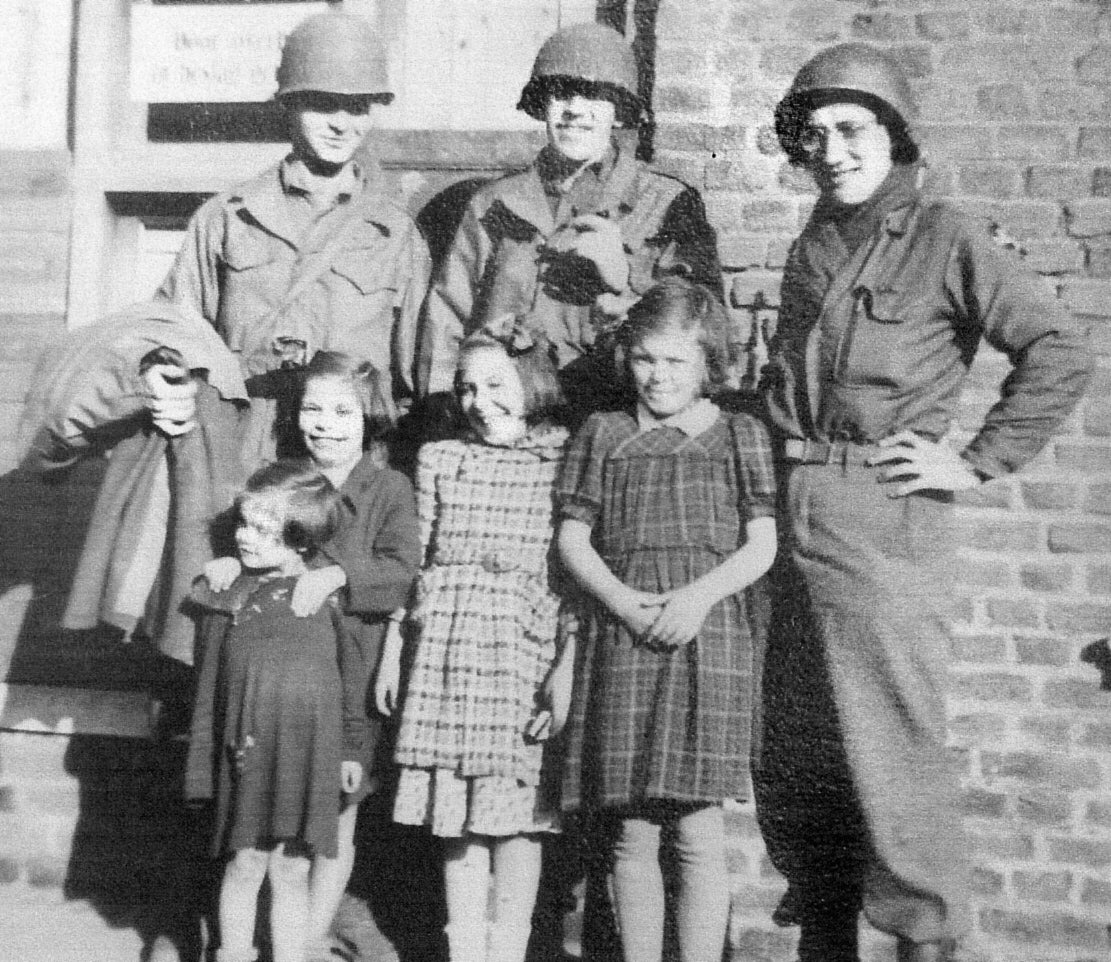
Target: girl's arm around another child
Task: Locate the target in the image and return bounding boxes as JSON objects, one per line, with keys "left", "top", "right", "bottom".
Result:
{"left": 292, "top": 469, "right": 421, "bottom": 618}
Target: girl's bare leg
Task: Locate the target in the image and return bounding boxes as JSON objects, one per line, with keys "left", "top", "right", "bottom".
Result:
{"left": 268, "top": 843, "right": 312, "bottom": 962}
{"left": 611, "top": 817, "right": 665, "bottom": 962}
{"left": 307, "top": 802, "right": 360, "bottom": 946}
{"left": 443, "top": 836, "right": 491, "bottom": 962}
{"left": 487, "top": 834, "right": 543, "bottom": 962}
{"left": 672, "top": 805, "right": 730, "bottom": 962}
{"left": 217, "top": 848, "right": 268, "bottom": 960}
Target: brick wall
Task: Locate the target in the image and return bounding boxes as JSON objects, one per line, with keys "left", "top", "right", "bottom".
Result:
{"left": 649, "top": 1, "right": 1111, "bottom": 959}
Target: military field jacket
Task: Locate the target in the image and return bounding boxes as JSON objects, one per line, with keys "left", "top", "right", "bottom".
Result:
{"left": 158, "top": 158, "right": 431, "bottom": 404}
{"left": 417, "top": 140, "right": 720, "bottom": 395}
{"left": 763, "top": 195, "right": 1092, "bottom": 477}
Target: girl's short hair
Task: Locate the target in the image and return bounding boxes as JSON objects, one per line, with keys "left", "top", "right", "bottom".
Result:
{"left": 235, "top": 460, "right": 339, "bottom": 558}
{"left": 454, "top": 326, "right": 566, "bottom": 426}
{"left": 617, "top": 278, "right": 736, "bottom": 397}
{"left": 300, "top": 350, "right": 397, "bottom": 446}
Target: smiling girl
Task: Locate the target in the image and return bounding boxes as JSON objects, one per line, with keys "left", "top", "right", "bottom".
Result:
{"left": 186, "top": 462, "right": 354, "bottom": 962}
{"left": 380, "top": 323, "right": 567, "bottom": 962}
{"left": 204, "top": 351, "right": 421, "bottom": 961}
{"left": 417, "top": 22, "right": 720, "bottom": 425}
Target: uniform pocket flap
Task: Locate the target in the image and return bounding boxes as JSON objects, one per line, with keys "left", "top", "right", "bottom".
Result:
{"left": 223, "top": 228, "right": 276, "bottom": 272}
{"left": 330, "top": 252, "right": 394, "bottom": 294}
{"left": 854, "top": 285, "right": 909, "bottom": 324}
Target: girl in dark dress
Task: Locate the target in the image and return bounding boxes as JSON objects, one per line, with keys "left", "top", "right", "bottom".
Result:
{"left": 200, "top": 352, "right": 421, "bottom": 961}
{"left": 551, "top": 280, "right": 778, "bottom": 962}
{"left": 186, "top": 461, "right": 357, "bottom": 962}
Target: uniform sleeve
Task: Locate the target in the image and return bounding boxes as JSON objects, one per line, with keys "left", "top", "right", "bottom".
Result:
{"left": 334, "top": 602, "right": 370, "bottom": 761}
{"left": 417, "top": 198, "right": 494, "bottom": 396}
{"left": 391, "top": 219, "right": 433, "bottom": 407}
{"left": 555, "top": 414, "right": 611, "bottom": 527}
{"left": 156, "top": 199, "right": 226, "bottom": 325}
{"left": 948, "top": 227, "right": 1093, "bottom": 477}
{"left": 651, "top": 186, "right": 724, "bottom": 301}
{"left": 328, "top": 471, "right": 422, "bottom": 616}
{"left": 729, "top": 413, "right": 777, "bottom": 521}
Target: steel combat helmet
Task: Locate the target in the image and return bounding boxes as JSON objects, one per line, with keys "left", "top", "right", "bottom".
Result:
{"left": 276, "top": 12, "right": 393, "bottom": 102}
{"left": 775, "top": 43, "right": 919, "bottom": 164}
{"left": 517, "top": 22, "right": 643, "bottom": 126}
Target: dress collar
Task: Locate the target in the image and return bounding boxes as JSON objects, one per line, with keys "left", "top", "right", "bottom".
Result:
{"left": 463, "top": 422, "right": 569, "bottom": 460}
{"left": 636, "top": 398, "right": 720, "bottom": 437}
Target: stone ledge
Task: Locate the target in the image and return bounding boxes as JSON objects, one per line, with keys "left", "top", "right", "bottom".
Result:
{"left": 0, "top": 684, "right": 151, "bottom": 740}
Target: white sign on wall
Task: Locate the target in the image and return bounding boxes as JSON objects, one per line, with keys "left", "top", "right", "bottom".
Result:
{"left": 389, "top": 1, "right": 597, "bottom": 130}
{"left": 129, "top": 0, "right": 597, "bottom": 129}
{"left": 130, "top": 2, "right": 328, "bottom": 103}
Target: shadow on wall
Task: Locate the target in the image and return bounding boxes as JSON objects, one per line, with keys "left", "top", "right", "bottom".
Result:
{"left": 0, "top": 173, "right": 499, "bottom": 962}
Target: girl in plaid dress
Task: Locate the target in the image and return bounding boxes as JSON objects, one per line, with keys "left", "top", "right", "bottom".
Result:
{"left": 549, "top": 279, "right": 778, "bottom": 962}
{"left": 378, "top": 323, "right": 567, "bottom": 962}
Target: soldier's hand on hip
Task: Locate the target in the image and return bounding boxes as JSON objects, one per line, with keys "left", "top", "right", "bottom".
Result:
{"left": 869, "top": 431, "right": 983, "bottom": 496}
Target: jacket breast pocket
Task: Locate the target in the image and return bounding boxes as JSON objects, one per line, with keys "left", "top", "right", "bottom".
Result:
{"left": 325, "top": 250, "right": 398, "bottom": 360}
{"left": 840, "top": 285, "right": 926, "bottom": 386}
{"left": 222, "top": 222, "right": 278, "bottom": 274}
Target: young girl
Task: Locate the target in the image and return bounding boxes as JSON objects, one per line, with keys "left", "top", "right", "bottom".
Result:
{"left": 376, "top": 322, "right": 568, "bottom": 962}
{"left": 204, "top": 351, "right": 422, "bottom": 961}
{"left": 550, "top": 279, "right": 778, "bottom": 962}
{"left": 185, "top": 461, "right": 359, "bottom": 962}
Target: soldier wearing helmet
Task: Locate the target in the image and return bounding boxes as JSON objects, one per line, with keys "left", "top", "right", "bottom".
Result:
{"left": 24, "top": 13, "right": 430, "bottom": 962}
{"left": 60, "top": 11, "right": 429, "bottom": 658}
{"left": 756, "top": 44, "right": 1092, "bottom": 962}
{"left": 416, "top": 22, "right": 721, "bottom": 422}
{"left": 151, "top": 10, "right": 430, "bottom": 435}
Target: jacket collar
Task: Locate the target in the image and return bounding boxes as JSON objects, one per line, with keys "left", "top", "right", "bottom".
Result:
{"left": 231, "top": 154, "right": 394, "bottom": 247}
{"left": 280, "top": 155, "right": 360, "bottom": 201}
{"left": 336, "top": 449, "right": 386, "bottom": 497}
{"left": 496, "top": 134, "right": 641, "bottom": 236}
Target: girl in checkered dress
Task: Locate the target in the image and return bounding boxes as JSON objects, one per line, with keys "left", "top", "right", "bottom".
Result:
{"left": 549, "top": 279, "right": 778, "bottom": 962}
{"left": 378, "top": 322, "right": 567, "bottom": 962}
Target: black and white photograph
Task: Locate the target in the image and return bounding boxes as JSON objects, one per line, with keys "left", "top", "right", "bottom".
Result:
{"left": 0, "top": 2, "right": 1106, "bottom": 961}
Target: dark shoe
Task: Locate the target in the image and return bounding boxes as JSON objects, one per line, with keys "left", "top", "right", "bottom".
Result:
{"left": 796, "top": 914, "right": 860, "bottom": 962}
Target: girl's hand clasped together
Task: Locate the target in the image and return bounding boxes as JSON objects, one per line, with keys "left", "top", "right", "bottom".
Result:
{"left": 554, "top": 279, "right": 777, "bottom": 962}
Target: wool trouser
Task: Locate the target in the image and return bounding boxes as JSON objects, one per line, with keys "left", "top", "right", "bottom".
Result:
{"left": 755, "top": 459, "right": 970, "bottom": 944}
